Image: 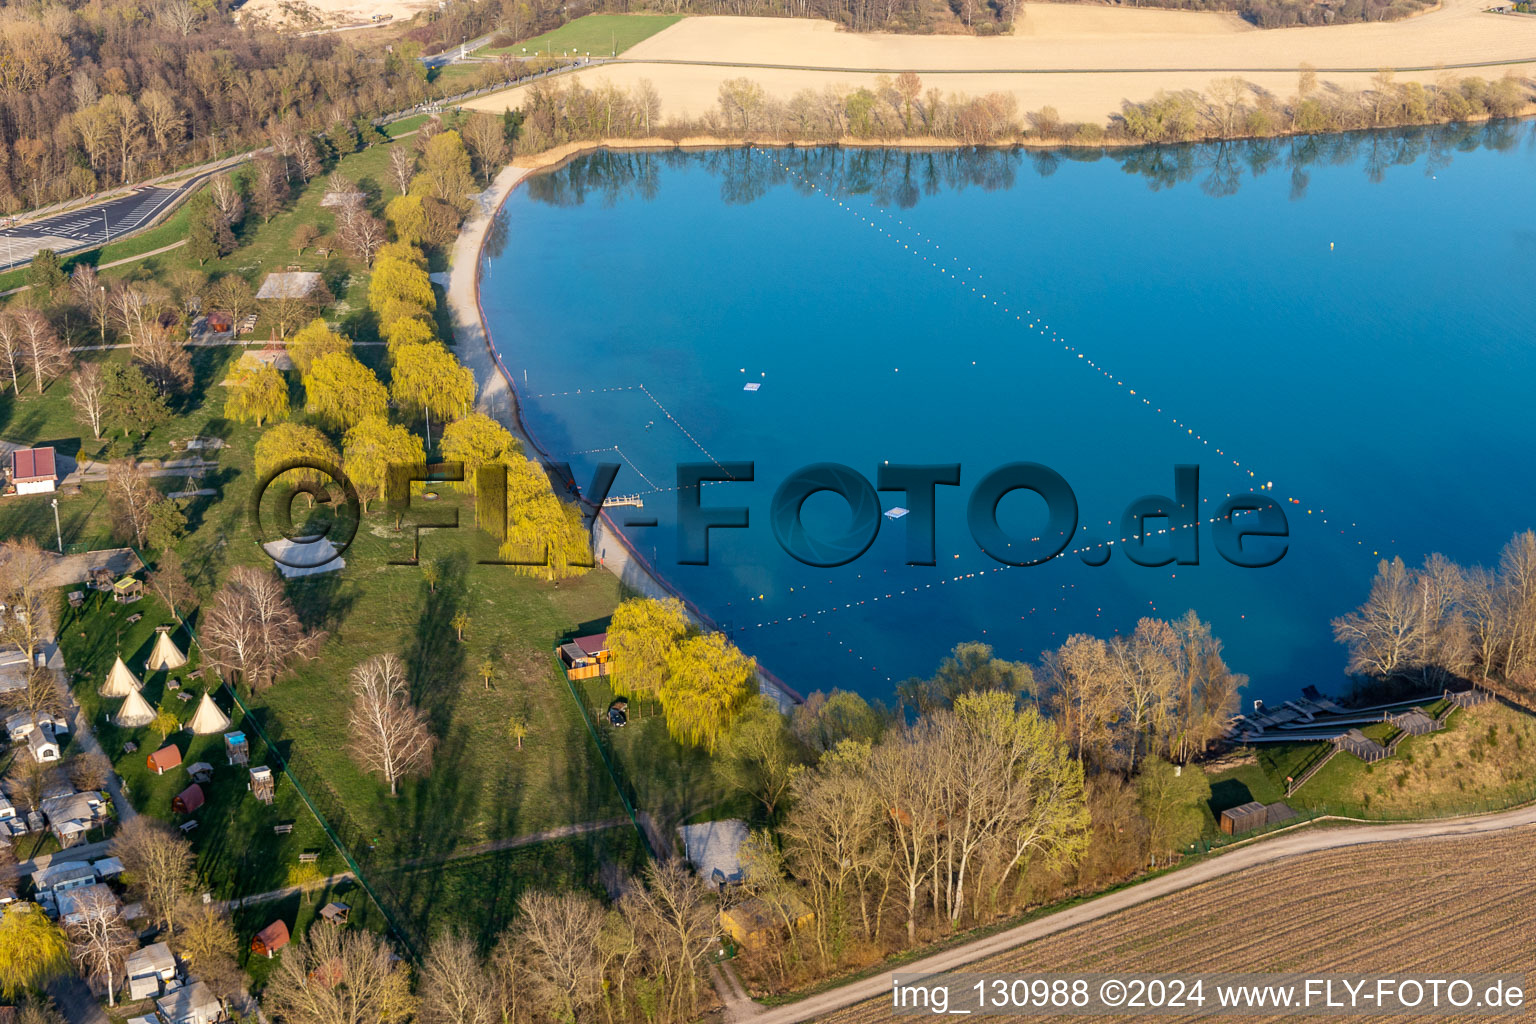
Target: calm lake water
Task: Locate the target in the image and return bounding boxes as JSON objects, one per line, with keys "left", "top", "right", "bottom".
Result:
{"left": 481, "top": 122, "right": 1536, "bottom": 705}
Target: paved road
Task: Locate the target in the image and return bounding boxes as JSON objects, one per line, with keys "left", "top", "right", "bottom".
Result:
{"left": 741, "top": 804, "right": 1536, "bottom": 1024}
{"left": 0, "top": 186, "right": 185, "bottom": 273}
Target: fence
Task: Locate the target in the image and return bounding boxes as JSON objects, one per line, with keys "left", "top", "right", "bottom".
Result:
{"left": 142, "top": 554, "right": 427, "bottom": 960}
{"left": 554, "top": 651, "right": 657, "bottom": 860}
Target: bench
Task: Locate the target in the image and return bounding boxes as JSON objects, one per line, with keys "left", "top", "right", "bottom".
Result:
{"left": 273, "top": 823, "right": 294, "bottom": 836}
{"left": 298, "top": 852, "right": 319, "bottom": 864}
{"left": 179, "top": 820, "right": 199, "bottom": 833}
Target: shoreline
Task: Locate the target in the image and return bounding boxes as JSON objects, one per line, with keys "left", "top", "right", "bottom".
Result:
{"left": 495, "top": 106, "right": 1536, "bottom": 174}
{"left": 443, "top": 159, "right": 806, "bottom": 707}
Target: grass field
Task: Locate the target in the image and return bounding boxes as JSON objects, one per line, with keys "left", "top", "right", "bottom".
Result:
{"left": 482, "top": 14, "right": 683, "bottom": 57}
{"left": 1205, "top": 700, "right": 1536, "bottom": 827}
{"left": 0, "top": 127, "right": 651, "bottom": 969}
{"left": 575, "top": 675, "right": 754, "bottom": 838}
{"left": 818, "top": 825, "right": 1536, "bottom": 1024}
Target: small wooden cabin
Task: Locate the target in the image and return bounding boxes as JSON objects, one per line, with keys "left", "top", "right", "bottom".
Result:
{"left": 249, "top": 765, "right": 276, "bottom": 804}
{"left": 225, "top": 730, "right": 250, "bottom": 765}
{"left": 112, "top": 576, "right": 144, "bottom": 604}
{"left": 557, "top": 633, "right": 611, "bottom": 680}
{"left": 251, "top": 919, "right": 291, "bottom": 958}
{"left": 1219, "top": 800, "right": 1267, "bottom": 835}
{"left": 719, "top": 895, "right": 814, "bottom": 952}
{"left": 173, "top": 784, "right": 205, "bottom": 814}
{"left": 147, "top": 745, "right": 183, "bottom": 776}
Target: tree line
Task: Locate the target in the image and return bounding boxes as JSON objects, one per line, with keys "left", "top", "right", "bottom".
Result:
{"left": 594, "top": 595, "right": 1237, "bottom": 988}
{"left": 1333, "top": 531, "right": 1536, "bottom": 706}
{"left": 517, "top": 117, "right": 1529, "bottom": 213}
{"left": 500, "top": 70, "right": 1532, "bottom": 164}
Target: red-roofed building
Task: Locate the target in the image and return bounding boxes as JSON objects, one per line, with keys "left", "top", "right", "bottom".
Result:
{"left": 557, "top": 633, "right": 610, "bottom": 679}
{"left": 147, "top": 744, "right": 182, "bottom": 775}
{"left": 9, "top": 447, "right": 57, "bottom": 495}
{"left": 172, "top": 783, "right": 205, "bottom": 814}
{"left": 252, "top": 919, "right": 291, "bottom": 958}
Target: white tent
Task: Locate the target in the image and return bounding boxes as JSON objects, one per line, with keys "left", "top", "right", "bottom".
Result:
{"left": 260, "top": 536, "right": 345, "bottom": 579}
{"left": 186, "top": 693, "right": 230, "bottom": 736}
{"left": 146, "top": 632, "right": 188, "bottom": 672}
{"left": 116, "top": 688, "right": 156, "bottom": 728}
{"left": 98, "top": 656, "right": 142, "bottom": 698}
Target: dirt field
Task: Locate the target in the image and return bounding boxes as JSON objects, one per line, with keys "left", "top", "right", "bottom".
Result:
{"left": 238, "top": 0, "right": 434, "bottom": 30}
{"left": 465, "top": 2, "right": 1536, "bottom": 124}
{"left": 819, "top": 826, "right": 1536, "bottom": 1024}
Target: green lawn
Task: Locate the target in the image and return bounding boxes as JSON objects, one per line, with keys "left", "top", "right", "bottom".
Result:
{"left": 5, "top": 130, "right": 661, "bottom": 961}
{"left": 250, "top": 503, "right": 629, "bottom": 868}
{"left": 58, "top": 588, "right": 346, "bottom": 903}
{"left": 1204, "top": 700, "right": 1536, "bottom": 825}
{"left": 575, "top": 674, "right": 753, "bottom": 843}
{"left": 374, "top": 826, "right": 645, "bottom": 951}
{"left": 482, "top": 14, "right": 683, "bottom": 57}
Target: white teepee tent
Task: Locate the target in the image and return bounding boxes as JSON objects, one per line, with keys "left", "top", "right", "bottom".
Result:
{"left": 147, "top": 632, "right": 188, "bottom": 672}
{"left": 99, "top": 656, "right": 142, "bottom": 698}
{"left": 186, "top": 692, "right": 231, "bottom": 735}
{"left": 116, "top": 688, "right": 156, "bottom": 728}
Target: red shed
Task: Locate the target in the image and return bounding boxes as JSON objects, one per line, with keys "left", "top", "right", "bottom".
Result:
{"left": 252, "top": 919, "right": 291, "bottom": 958}
{"left": 147, "top": 745, "right": 183, "bottom": 775}
{"left": 172, "top": 783, "right": 205, "bottom": 814}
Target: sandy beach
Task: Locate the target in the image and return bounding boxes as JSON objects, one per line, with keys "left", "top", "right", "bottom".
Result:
{"left": 464, "top": 1, "right": 1536, "bottom": 124}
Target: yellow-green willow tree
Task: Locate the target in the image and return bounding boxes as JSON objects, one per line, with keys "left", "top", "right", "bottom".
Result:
{"left": 223, "top": 359, "right": 290, "bottom": 426}
{"left": 659, "top": 632, "right": 757, "bottom": 753}
{"left": 303, "top": 352, "right": 387, "bottom": 431}
{"left": 343, "top": 415, "right": 426, "bottom": 514}
{"left": 606, "top": 597, "right": 690, "bottom": 700}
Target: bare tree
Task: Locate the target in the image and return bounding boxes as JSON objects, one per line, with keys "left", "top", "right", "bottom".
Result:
{"left": 2, "top": 669, "right": 67, "bottom": 734}
{"left": 106, "top": 459, "right": 157, "bottom": 548}
{"left": 461, "top": 113, "right": 508, "bottom": 184}
{"left": 155, "top": 0, "right": 200, "bottom": 36}
{"left": 132, "top": 326, "right": 193, "bottom": 396}
{"left": 419, "top": 930, "right": 500, "bottom": 1024}
{"left": 515, "top": 891, "right": 607, "bottom": 1022}
{"left": 336, "top": 202, "right": 387, "bottom": 267}
{"left": 112, "top": 817, "right": 194, "bottom": 936}
{"left": 293, "top": 135, "right": 321, "bottom": 183}
{"left": 208, "top": 275, "right": 255, "bottom": 328}
{"left": 250, "top": 155, "right": 290, "bottom": 222}
{"left": 15, "top": 310, "right": 69, "bottom": 393}
{"left": 67, "top": 751, "right": 112, "bottom": 792}
{"left": 148, "top": 550, "right": 194, "bottom": 621}
{"left": 1333, "top": 557, "right": 1428, "bottom": 682}
{"left": 388, "top": 145, "right": 416, "bottom": 196}
{"left": 67, "top": 886, "right": 134, "bottom": 1006}
{"left": 209, "top": 172, "right": 244, "bottom": 228}
{"left": 348, "top": 653, "right": 434, "bottom": 796}
{"left": 201, "top": 566, "right": 322, "bottom": 691}
{"left": 69, "top": 364, "right": 107, "bottom": 444}
{"left": 619, "top": 860, "right": 716, "bottom": 1022}
{"left": 263, "top": 922, "right": 415, "bottom": 1024}
{"left": 6, "top": 757, "right": 58, "bottom": 815}
{"left": 0, "top": 539, "right": 55, "bottom": 667}
{"left": 0, "top": 312, "right": 24, "bottom": 395}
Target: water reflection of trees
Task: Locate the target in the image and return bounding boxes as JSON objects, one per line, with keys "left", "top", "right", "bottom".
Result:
{"left": 524, "top": 120, "right": 1533, "bottom": 209}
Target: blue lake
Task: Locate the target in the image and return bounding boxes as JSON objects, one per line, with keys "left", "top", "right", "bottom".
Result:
{"left": 481, "top": 123, "right": 1536, "bottom": 705}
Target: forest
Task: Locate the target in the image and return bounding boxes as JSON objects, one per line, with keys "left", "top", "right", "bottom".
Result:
{"left": 0, "top": 0, "right": 520, "bottom": 214}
